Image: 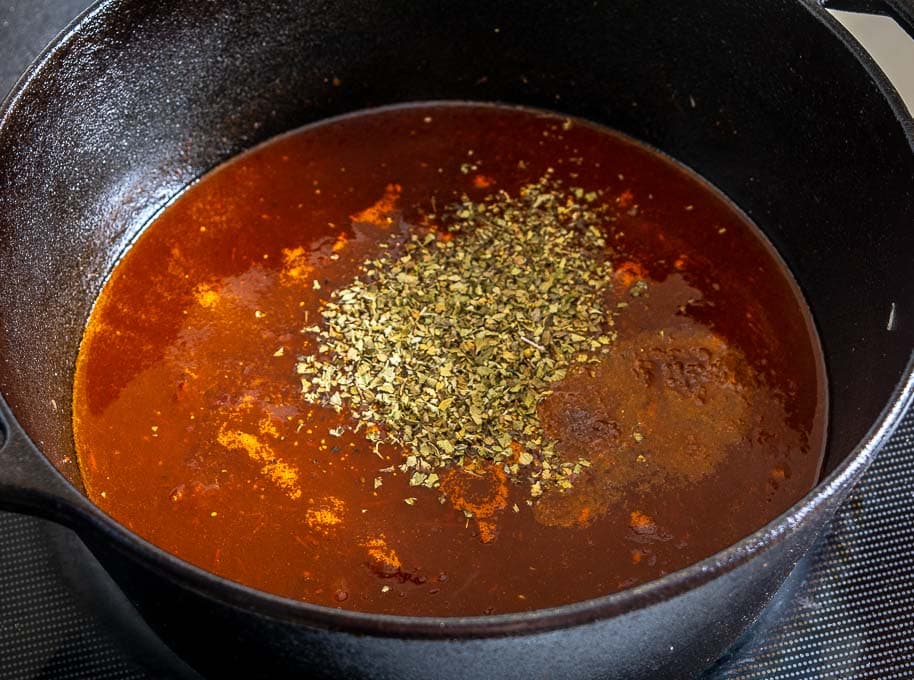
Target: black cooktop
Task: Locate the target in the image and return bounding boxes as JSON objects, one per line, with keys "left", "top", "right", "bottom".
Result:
{"left": 2, "top": 2, "right": 913, "bottom": 678}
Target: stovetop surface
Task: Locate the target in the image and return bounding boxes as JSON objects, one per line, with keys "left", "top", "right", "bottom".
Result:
{"left": 2, "top": 2, "right": 913, "bottom": 678}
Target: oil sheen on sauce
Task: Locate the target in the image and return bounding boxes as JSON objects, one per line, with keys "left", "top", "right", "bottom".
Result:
{"left": 72, "top": 103, "right": 827, "bottom": 616}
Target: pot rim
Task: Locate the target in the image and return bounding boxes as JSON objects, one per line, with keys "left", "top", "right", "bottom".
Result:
{"left": 2, "top": 0, "right": 913, "bottom": 639}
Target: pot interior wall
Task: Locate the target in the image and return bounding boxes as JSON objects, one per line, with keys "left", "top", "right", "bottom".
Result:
{"left": 1, "top": 0, "right": 912, "bottom": 492}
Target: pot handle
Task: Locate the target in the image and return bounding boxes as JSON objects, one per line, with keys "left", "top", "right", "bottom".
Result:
{"left": 821, "top": 0, "right": 914, "bottom": 40}
{"left": 0, "top": 397, "right": 88, "bottom": 528}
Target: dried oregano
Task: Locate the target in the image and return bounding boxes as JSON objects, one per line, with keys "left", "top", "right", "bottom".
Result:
{"left": 296, "top": 175, "right": 617, "bottom": 496}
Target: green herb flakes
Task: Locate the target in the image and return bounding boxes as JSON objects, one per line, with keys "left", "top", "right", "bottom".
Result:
{"left": 296, "top": 177, "right": 615, "bottom": 496}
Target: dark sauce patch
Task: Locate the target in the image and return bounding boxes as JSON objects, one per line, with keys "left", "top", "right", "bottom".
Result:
{"left": 72, "top": 103, "right": 826, "bottom": 616}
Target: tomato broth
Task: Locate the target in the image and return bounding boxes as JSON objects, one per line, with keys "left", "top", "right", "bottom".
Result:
{"left": 73, "top": 103, "right": 826, "bottom": 616}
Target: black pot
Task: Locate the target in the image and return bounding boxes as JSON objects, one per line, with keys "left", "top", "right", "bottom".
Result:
{"left": 1, "top": 1, "right": 913, "bottom": 678}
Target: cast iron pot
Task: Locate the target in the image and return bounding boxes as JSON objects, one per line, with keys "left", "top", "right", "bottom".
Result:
{"left": 1, "top": 1, "right": 913, "bottom": 678}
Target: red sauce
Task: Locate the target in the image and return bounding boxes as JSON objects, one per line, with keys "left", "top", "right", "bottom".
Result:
{"left": 72, "top": 103, "right": 826, "bottom": 616}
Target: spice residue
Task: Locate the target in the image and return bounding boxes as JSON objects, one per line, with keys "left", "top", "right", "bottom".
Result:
{"left": 216, "top": 399, "right": 302, "bottom": 500}
{"left": 439, "top": 462, "right": 510, "bottom": 543}
{"left": 363, "top": 535, "right": 403, "bottom": 576}
{"left": 305, "top": 496, "right": 346, "bottom": 532}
